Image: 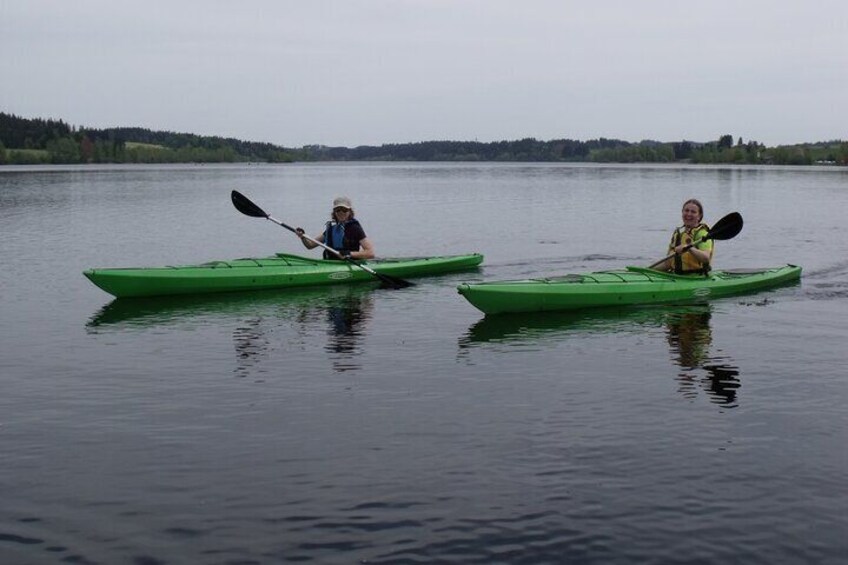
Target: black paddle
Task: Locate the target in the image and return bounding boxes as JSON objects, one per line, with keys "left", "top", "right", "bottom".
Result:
{"left": 648, "top": 212, "right": 744, "bottom": 270}
{"left": 230, "top": 190, "right": 413, "bottom": 289}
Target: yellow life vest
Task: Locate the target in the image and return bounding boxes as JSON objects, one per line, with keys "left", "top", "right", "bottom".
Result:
{"left": 668, "top": 223, "right": 713, "bottom": 274}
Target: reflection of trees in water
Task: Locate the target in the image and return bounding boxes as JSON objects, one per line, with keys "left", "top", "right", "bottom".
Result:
{"left": 666, "top": 310, "right": 741, "bottom": 407}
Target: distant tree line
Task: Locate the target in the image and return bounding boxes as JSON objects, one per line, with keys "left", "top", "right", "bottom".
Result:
{"left": 301, "top": 138, "right": 635, "bottom": 162}
{"left": 1, "top": 111, "right": 845, "bottom": 166}
{"left": 0, "top": 112, "right": 296, "bottom": 164}
{"left": 302, "top": 136, "right": 847, "bottom": 165}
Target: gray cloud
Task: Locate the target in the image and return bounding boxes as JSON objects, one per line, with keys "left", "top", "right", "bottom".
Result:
{"left": 2, "top": 0, "right": 846, "bottom": 147}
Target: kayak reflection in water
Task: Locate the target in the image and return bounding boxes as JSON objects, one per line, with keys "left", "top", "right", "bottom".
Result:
{"left": 665, "top": 308, "right": 741, "bottom": 407}
{"left": 295, "top": 196, "right": 376, "bottom": 261}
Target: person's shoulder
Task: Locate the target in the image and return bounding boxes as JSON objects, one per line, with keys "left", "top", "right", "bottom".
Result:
{"left": 347, "top": 218, "right": 366, "bottom": 234}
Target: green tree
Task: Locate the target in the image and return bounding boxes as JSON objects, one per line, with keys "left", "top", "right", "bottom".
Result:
{"left": 79, "top": 136, "right": 95, "bottom": 162}
{"left": 46, "top": 137, "right": 81, "bottom": 163}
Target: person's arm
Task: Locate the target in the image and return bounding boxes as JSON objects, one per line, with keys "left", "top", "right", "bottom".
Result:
{"left": 672, "top": 240, "right": 712, "bottom": 266}
{"left": 349, "top": 237, "right": 375, "bottom": 260}
{"left": 695, "top": 238, "right": 713, "bottom": 265}
{"left": 296, "top": 228, "right": 324, "bottom": 250}
{"left": 683, "top": 244, "right": 711, "bottom": 266}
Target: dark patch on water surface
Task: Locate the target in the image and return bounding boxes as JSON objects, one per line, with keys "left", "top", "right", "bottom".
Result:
{"left": 0, "top": 532, "right": 43, "bottom": 545}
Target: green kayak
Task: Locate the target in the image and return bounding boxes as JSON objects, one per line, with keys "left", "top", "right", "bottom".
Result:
{"left": 457, "top": 265, "right": 801, "bottom": 315}
{"left": 85, "top": 252, "right": 483, "bottom": 298}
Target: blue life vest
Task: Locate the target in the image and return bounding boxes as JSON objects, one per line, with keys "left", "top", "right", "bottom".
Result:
{"left": 324, "top": 219, "right": 361, "bottom": 258}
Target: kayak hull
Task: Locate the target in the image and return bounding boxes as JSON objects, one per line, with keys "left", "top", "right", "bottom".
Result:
{"left": 85, "top": 252, "right": 483, "bottom": 298}
{"left": 457, "top": 265, "right": 802, "bottom": 315}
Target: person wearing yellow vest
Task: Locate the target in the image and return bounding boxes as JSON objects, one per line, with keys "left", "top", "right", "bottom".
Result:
{"left": 660, "top": 199, "right": 713, "bottom": 274}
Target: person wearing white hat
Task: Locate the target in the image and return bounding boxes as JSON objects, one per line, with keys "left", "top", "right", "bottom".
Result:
{"left": 296, "top": 196, "right": 375, "bottom": 260}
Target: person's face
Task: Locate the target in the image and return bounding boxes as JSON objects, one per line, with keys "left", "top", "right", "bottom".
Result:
{"left": 334, "top": 206, "right": 351, "bottom": 220}
{"left": 681, "top": 203, "right": 702, "bottom": 228}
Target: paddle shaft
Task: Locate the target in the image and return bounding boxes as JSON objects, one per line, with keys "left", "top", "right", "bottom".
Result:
{"left": 648, "top": 238, "right": 708, "bottom": 270}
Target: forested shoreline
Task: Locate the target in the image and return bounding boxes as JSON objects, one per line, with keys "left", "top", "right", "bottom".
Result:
{"left": 1, "top": 112, "right": 845, "bottom": 166}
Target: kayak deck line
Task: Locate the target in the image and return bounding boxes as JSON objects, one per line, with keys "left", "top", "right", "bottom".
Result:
{"left": 527, "top": 265, "right": 800, "bottom": 286}
{"left": 126, "top": 253, "right": 366, "bottom": 272}
{"left": 198, "top": 256, "right": 303, "bottom": 269}
{"left": 526, "top": 269, "right": 693, "bottom": 285}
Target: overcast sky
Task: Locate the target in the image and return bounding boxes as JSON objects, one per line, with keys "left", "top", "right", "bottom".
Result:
{"left": 2, "top": 1, "right": 846, "bottom": 147}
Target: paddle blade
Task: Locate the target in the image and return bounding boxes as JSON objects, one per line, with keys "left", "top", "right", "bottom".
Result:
{"left": 706, "top": 212, "right": 743, "bottom": 241}
{"left": 376, "top": 273, "right": 415, "bottom": 290}
{"left": 231, "top": 190, "right": 269, "bottom": 218}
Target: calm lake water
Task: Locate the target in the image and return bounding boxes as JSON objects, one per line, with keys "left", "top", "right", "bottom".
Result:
{"left": 1, "top": 163, "right": 847, "bottom": 564}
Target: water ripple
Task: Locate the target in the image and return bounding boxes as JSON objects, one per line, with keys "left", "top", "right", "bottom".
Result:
{"left": 0, "top": 531, "right": 43, "bottom": 545}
